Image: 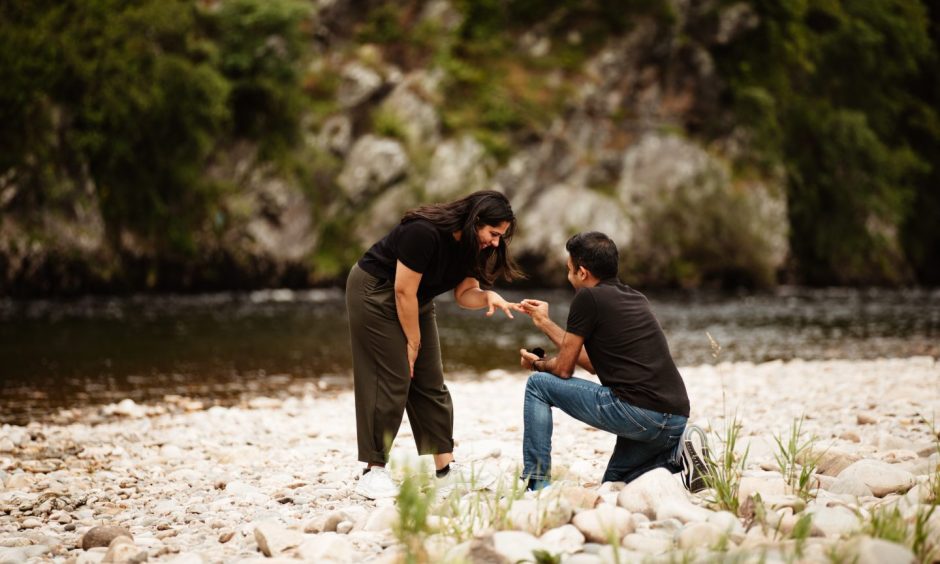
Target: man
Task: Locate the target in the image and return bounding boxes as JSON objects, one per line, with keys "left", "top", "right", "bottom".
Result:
{"left": 518, "top": 231, "right": 707, "bottom": 491}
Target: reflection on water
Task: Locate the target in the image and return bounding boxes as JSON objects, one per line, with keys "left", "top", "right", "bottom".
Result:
{"left": 1, "top": 287, "right": 938, "bottom": 424}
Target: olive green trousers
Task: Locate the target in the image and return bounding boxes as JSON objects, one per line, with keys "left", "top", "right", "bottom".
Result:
{"left": 346, "top": 263, "right": 455, "bottom": 465}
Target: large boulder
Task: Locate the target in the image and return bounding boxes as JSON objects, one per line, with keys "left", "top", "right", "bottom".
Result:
{"left": 379, "top": 71, "right": 442, "bottom": 147}
{"left": 425, "top": 135, "right": 492, "bottom": 200}
{"left": 616, "top": 133, "right": 788, "bottom": 287}
{"left": 337, "top": 135, "right": 410, "bottom": 201}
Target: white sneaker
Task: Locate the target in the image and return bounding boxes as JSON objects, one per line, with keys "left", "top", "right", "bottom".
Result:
{"left": 436, "top": 461, "right": 497, "bottom": 497}
{"left": 355, "top": 467, "right": 399, "bottom": 499}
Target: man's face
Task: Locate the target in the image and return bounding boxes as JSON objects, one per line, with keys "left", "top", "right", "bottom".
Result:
{"left": 566, "top": 256, "right": 583, "bottom": 290}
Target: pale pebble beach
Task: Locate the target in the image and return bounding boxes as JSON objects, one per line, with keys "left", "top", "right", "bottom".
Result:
{"left": 1, "top": 357, "right": 939, "bottom": 563}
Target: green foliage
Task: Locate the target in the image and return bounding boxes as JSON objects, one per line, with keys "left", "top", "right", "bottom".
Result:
{"left": 715, "top": 0, "right": 939, "bottom": 285}
{"left": 394, "top": 470, "right": 435, "bottom": 564}
{"left": 0, "top": 0, "right": 309, "bottom": 264}
{"left": 209, "top": 0, "right": 310, "bottom": 156}
{"left": 772, "top": 416, "right": 821, "bottom": 501}
{"left": 703, "top": 415, "right": 750, "bottom": 515}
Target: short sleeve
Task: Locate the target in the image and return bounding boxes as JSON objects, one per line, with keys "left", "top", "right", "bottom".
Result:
{"left": 396, "top": 221, "right": 438, "bottom": 273}
{"left": 566, "top": 288, "right": 598, "bottom": 339}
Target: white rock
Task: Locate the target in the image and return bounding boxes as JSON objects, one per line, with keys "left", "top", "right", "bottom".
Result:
{"left": 621, "top": 532, "right": 673, "bottom": 554}
{"left": 539, "top": 524, "right": 585, "bottom": 555}
{"left": 617, "top": 468, "right": 698, "bottom": 521}
{"left": 491, "top": 530, "right": 549, "bottom": 564}
{"left": 676, "top": 521, "right": 725, "bottom": 550}
{"left": 837, "top": 460, "right": 915, "bottom": 497}
{"left": 571, "top": 504, "right": 634, "bottom": 543}
{"left": 337, "top": 135, "right": 409, "bottom": 200}
{"left": 508, "top": 497, "right": 573, "bottom": 536}
{"left": 296, "top": 533, "right": 355, "bottom": 562}
{"left": 853, "top": 537, "right": 916, "bottom": 564}
{"left": 363, "top": 507, "right": 398, "bottom": 532}
{"left": 337, "top": 62, "right": 383, "bottom": 108}
{"left": 253, "top": 522, "right": 304, "bottom": 557}
{"left": 806, "top": 505, "right": 861, "bottom": 537}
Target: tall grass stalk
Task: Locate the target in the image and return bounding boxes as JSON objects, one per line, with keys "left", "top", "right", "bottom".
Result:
{"left": 772, "top": 415, "right": 821, "bottom": 501}
{"left": 703, "top": 414, "right": 750, "bottom": 515}
{"left": 393, "top": 464, "right": 435, "bottom": 564}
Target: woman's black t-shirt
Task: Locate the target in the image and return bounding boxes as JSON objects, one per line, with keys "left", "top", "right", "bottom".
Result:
{"left": 566, "top": 280, "right": 690, "bottom": 417}
{"left": 358, "top": 219, "right": 469, "bottom": 304}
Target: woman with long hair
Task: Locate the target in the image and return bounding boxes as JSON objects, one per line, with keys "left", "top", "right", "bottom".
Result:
{"left": 346, "top": 190, "right": 524, "bottom": 498}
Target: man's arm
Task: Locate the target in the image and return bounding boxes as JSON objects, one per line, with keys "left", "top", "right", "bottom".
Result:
{"left": 520, "top": 331, "right": 585, "bottom": 379}
{"left": 520, "top": 299, "right": 595, "bottom": 374}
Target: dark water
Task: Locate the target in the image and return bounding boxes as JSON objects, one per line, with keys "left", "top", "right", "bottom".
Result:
{"left": 1, "top": 287, "right": 938, "bottom": 425}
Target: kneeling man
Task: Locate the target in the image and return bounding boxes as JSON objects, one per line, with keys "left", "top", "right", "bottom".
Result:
{"left": 519, "top": 231, "right": 699, "bottom": 491}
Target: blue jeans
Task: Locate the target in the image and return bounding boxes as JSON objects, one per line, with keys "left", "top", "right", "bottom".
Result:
{"left": 522, "top": 372, "right": 687, "bottom": 484}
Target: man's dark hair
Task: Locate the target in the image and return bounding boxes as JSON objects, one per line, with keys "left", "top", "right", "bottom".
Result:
{"left": 565, "top": 231, "right": 619, "bottom": 280}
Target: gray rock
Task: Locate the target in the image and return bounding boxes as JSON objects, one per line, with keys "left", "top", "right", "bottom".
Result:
{"left": 337, "top": 135, "right": 409, "bottom": 200}
{"left": 621, "top": 532, "right": 673, "bottom": 554}
{"left": 379, "top": 71, "right": 441, "bottom": 147}
{"left": 82, "top": 526, "right": 133, "bottom": 551}
{"left": 425, "top": 136, "right": 491, "bottom": 200}
{"left": 337, "top": 63, "right": 383, "bottom": 108}
{"left": 317, "top": 114, "right": 353, "bottom": 155}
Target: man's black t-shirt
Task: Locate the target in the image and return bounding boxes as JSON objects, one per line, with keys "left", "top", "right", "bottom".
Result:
{"left": 566, "top": 280, "right": 690, "bottom": 417}
{"left": 358, "top": 219, "right": 468, "bottom": 304}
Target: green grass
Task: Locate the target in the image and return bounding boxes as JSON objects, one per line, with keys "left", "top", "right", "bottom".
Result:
{"left": 772, "top": 415, "right": 821, "bottom": 501}
{"left": 703, "top": 414, "right": 750, "bottom": 515}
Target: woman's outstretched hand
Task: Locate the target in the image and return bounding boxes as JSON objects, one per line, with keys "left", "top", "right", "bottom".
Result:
{"left": 485, "top": 291, "right": 524, "bottom": 319}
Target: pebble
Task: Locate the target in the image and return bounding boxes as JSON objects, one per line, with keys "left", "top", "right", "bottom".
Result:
{"left": 0, "top": 358, "right": 934, "bottom": 562}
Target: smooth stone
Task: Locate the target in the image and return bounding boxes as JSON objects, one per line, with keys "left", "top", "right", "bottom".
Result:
{"left": 253, "top": 522, "right": 303, "bottom": 556}
{"left": 296, "top": 532, "right": 355, "bottom": 562}
{"left": 828, "top": 475, "right": 874, "bottom": 497}
{"left": 813, "top": 448, "right": 862, "bottom": 476}
{"left": 806, "top": 505, "right": 861, "bottom": 537}
{"left": 304, "top": 510, "right": 348, "bottom": 533}
{"left": 559, "top": 486, "right": 601, "bottom": 509}
{"left": 597, "top": 545, "right": 643, "bottom": 564}
{"left": 538, "top": 524, "right": 585, "bottom": 555}
{"left": 76, "top": 547, "right": 108, "bottom": 564}
{"left": 20, "top": 518, "right": 42, "bottom": 530}
{"left": 676, "top": 521, "right": 725, "bottom": 550}
{"left": 617, "top": 468, "right": 708, "bottom": 523}
{"left": 837, "top": 460, "right": 916, "bottom": 497}
{"left": 707, "top": 510, "right": 744, "bottom": 535}
{"left": 738, "top": 475, "right": 787, "bottom": 502}
{"left": 621, "top": 532, "right": 673, "bottom": 554}
{"left": 853, "top": 537, "right": 916, "bottom": 564}
{"left": 363, "top": 507, "right": 398, "bottom": 532}
{"left": 102, "top": 536, "right": 145, "bottom": 563}
{"left": 571, "top": 504, "right": 634, "bottom": 543}
{"left": 82, "top": 525, "right": 133, "bottom": 550}
{"left": 491, "top": 530, "right": 548, "bottom": 564}
{"left": 508, "top": 498, "right": 573, "bottom": 536}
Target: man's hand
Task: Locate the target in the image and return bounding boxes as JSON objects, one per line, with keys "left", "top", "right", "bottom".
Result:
{"left": 519, "top": 348, "right": 540, "bottom": 371}
{"left": 485, "top": 291, "right": 523, "bottom": 319}
{"left": 520, "top": 299, "right": 550, "bottom": 327}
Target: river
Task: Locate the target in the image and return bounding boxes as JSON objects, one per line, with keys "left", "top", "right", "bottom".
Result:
{"left": 1, "top": 287, "right": 938, "bottom": 424}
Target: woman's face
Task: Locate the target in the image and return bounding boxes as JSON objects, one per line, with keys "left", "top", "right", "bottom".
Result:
{"left": 476, "top": 221, "right": 511, "bottom": 251}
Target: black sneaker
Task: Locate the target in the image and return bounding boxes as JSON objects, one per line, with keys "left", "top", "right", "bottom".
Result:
{"left": 679, "top": 424, "right": 711, "bottom": 493}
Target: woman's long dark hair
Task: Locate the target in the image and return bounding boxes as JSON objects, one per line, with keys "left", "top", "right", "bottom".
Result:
{"left": 402, "top": 190, "right": 524, "bottom": 286}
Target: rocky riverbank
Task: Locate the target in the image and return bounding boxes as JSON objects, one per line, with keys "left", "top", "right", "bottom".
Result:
{"left": 1, "top": 357, "right": 939, "bottom": 563}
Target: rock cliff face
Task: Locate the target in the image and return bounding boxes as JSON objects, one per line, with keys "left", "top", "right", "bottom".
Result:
{"left": 0, "top": 0, "right": 788, "bottom": 295}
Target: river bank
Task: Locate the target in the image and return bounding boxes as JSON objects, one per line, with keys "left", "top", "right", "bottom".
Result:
{"left": 1, "top": 357, "right": 938, "bottom": 562}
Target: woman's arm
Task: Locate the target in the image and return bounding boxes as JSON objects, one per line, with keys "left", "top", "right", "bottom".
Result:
{"left": 394, "top": 260, "right": 423, "bottom": 377}
{"left": 454, "top": 277, "right": 521, "bottom": 318}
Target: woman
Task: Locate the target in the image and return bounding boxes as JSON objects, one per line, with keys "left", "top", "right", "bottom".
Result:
{"left": 346, "top": 190, "right": 524, "bottom": 499}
